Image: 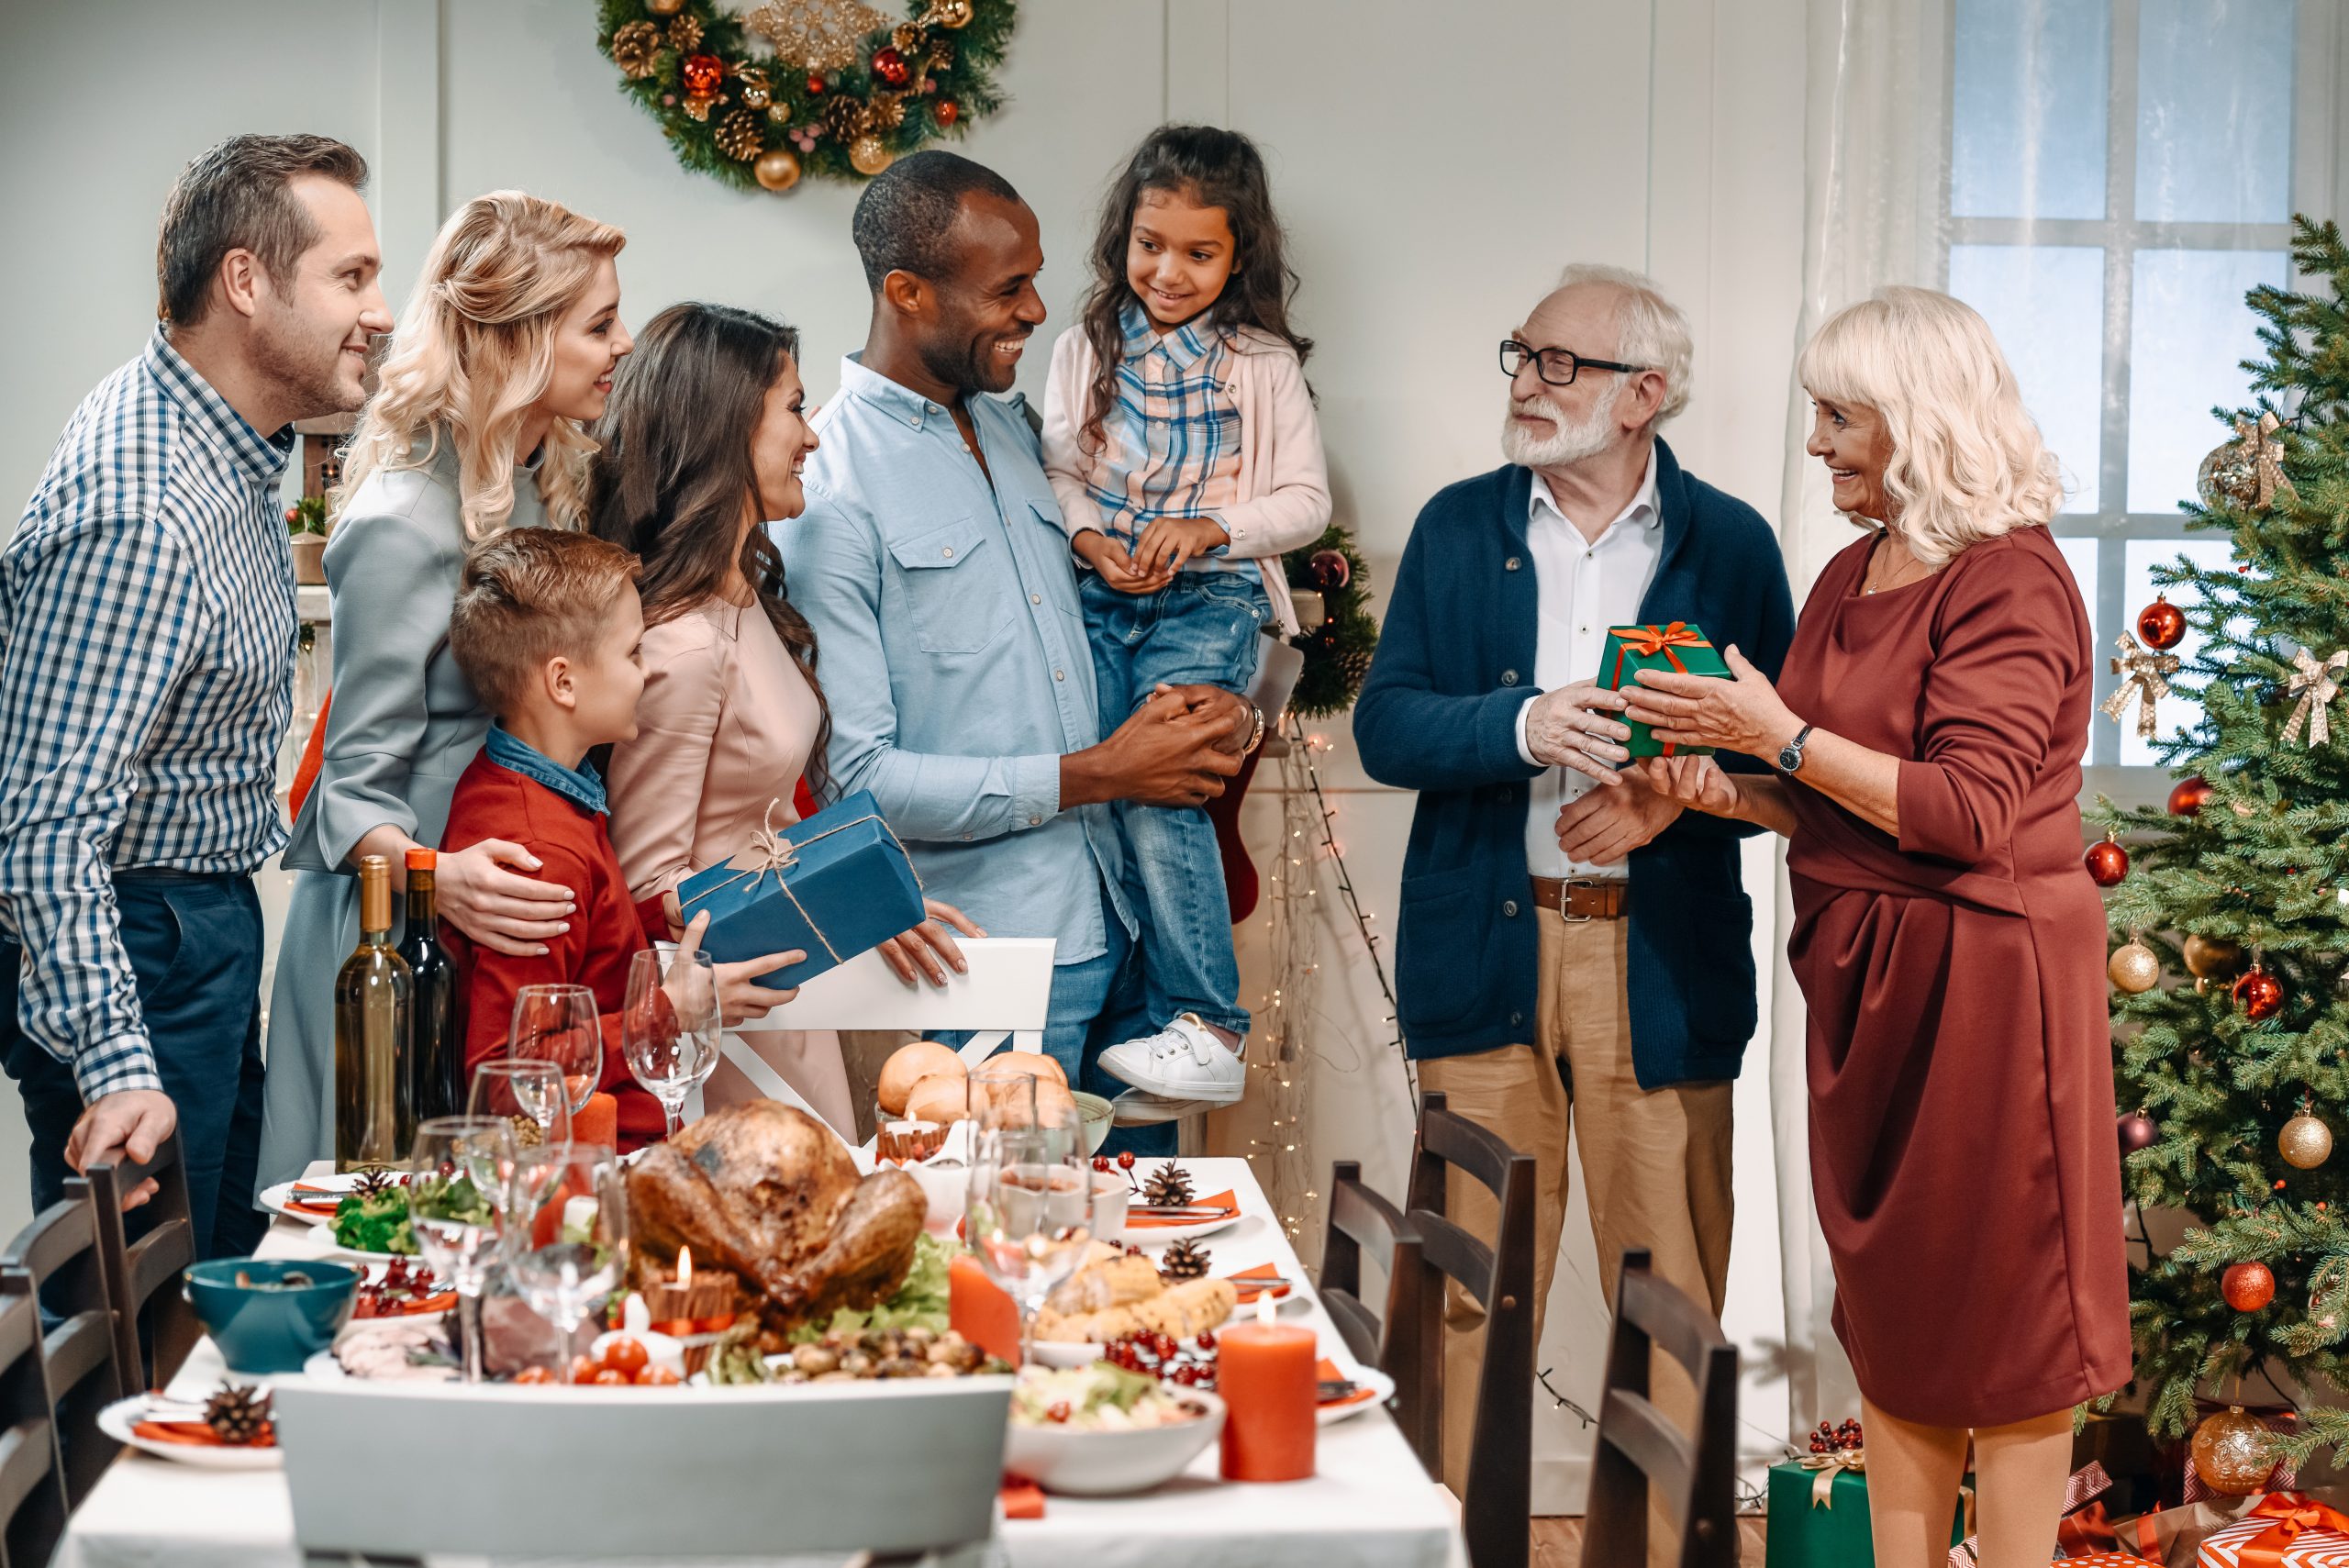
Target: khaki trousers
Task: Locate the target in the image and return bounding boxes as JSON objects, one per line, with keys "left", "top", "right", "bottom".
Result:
{"left": 1416, "top": 910, "right": 1733, "bottom": 1548}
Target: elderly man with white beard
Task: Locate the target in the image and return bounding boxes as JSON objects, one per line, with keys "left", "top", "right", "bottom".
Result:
{"left": 1356, "top": 264, "right": 1795, "bottom": 1520}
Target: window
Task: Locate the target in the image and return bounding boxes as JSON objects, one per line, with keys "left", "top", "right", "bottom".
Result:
{"left": 1941, "top": 0, "right": 2342, "bottom": 803}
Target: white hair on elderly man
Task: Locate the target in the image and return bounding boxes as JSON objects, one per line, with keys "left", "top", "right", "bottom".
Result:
{"left": 1501, "top": 262, "right": 1694, "bottom": 469}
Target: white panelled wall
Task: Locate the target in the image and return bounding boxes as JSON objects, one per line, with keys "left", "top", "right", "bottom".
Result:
{"left": 0, "top": 0, "right": 1809, "bottom": 1508}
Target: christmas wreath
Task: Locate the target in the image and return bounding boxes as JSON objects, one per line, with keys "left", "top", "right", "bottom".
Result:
{"left": 1282, "top": 527, "right": 1378, "bottom": 718}
{"left": 595, "top": 0, "right": 1017, "bottom": 193}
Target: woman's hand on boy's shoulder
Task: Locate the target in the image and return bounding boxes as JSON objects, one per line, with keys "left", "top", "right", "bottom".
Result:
{"left": 439, "top": 837, "right": 577, "bottom": 956}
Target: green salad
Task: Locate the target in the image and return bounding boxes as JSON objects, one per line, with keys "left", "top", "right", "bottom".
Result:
{"left": 332, "top": 1173, "right": 493, "bottom": 1257}
{"left": 785, "top": 1230, "right": 953, "bottom": 1343}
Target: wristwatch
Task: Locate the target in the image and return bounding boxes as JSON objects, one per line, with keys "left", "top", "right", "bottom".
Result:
{"left": 1776, "top": 724, "right": 1815, "bottom": 774}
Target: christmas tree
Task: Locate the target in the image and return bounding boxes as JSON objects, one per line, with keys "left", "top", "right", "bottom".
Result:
{"left": 2096, "top": 217, "right": 2349, "bottom": 1468}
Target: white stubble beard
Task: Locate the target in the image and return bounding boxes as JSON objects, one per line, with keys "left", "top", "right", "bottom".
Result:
{"left": 1501, "top": 379, "right": 1624, "bottom": 469}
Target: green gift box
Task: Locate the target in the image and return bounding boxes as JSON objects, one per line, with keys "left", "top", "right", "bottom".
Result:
{"left": 1764, "top": 1458, "right": 1968, "bottom": 1568}
{"left": 1600, "top": 621, "right": 1732, "bottom": 759}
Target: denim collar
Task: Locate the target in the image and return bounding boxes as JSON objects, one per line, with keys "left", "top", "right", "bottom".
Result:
{"left": 1120, "top": 297, "right": 1216, "bottom": 366}
{"left": 484, "top": 724, "right": 607, "bottom": 816}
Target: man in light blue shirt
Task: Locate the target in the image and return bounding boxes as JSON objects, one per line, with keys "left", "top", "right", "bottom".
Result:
{"left": 779, "top": 152, "right": 1253, "bottom": 1153}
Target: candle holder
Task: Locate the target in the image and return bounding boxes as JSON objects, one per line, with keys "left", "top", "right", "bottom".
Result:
{"left": 641, "top": 1247, "right": 740, "bottom": 1374}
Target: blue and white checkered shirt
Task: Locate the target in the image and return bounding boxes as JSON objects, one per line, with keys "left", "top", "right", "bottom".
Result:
{"left": 1081, "top": 300, "right": 1246, "bottom": 575}
{"left": 0, "top": 328, "right": 298, "bottom": 1100}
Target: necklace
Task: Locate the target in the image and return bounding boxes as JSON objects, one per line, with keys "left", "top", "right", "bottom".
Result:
{"left": 1863, "top": 534, "right": 1934, "bottom": 595}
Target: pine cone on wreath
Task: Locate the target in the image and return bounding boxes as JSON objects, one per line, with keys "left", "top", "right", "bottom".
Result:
{"left": 716, "top": 109, "right": 766, "bottom": 161}
{"left": 1141, "top": 1162, "right": 1195, "bottom": 1209}
{"left": 1158, "top": 1238, "right": 1211, "bottom": 1282}
{"left": 609, "top": 20, "right": 662, "bottom": 78}
{"left": 203, "top": 1382, "right": 273, "bottom": 1445}
{"left": 665, "top": 13, "right": 704, "bottom": 51}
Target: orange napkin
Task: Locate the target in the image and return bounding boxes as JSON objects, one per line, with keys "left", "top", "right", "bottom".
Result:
{"left": 132, "top": 1419, "right": 275, "bottom": 1449}
{"left": 1227, "top": 1262, "right": 1291, "bottom": 1305}
{"left": 1317, "top": 1357, "right": 1376, "bottom": 1412}
{"left": 287, "top": 1198, "right": 340, "bottom": 1217}
{"left": 1124, "top": 1190, "right": 1238, "bottom": 1230}
{"left": 1000, "top": 1476, "right": 1046, "bottom": 1520}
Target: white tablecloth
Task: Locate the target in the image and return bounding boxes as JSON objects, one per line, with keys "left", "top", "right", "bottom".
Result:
{"left": 58, "top": 1156, "right": 1462, "bottom": 1568}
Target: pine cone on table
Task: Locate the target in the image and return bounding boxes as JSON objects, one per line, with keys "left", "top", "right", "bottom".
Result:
{"left": 351, "top": 1167, "right": 397, "bottom": 1203}
{"left": 1141, "top": 1162, "right": 1194, "bottom": 1208}
{"left": 1158, "top": 1237, "right": 1211, "bottom": 1283}
{"left": 203, "top": 1382, "right": 273, "bottom": 1446}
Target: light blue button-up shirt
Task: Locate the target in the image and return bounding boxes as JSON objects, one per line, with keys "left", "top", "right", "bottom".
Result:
{"left": 776, "top": 354, "right": 1130, "bottom": 965}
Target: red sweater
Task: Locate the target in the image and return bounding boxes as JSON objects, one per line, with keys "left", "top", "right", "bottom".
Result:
{"left": 440, "top": 751, "right": 671, "bottom": 1152}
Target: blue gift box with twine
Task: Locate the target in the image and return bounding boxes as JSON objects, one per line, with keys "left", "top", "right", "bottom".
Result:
{"left": 674, "top": 789, "right": 924, "bottom": 990}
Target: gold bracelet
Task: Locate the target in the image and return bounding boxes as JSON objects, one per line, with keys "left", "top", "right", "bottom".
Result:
{"left": 1244, "top": 704, "right": 1267, "bottom": 755}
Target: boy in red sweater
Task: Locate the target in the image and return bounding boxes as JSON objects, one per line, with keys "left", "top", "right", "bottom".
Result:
{"left": 440, "top": 528, "right": 797, "bottom": 1151}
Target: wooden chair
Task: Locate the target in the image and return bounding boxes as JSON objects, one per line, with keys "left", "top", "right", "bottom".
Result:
{"left": 0, "top": 1194, "right": 124, "bottom": 1507}
{"left": 1582, "top": 1247, "right": 1741, "bottom": 1568}
{"left": 0, "top": 1274, "right": 67, "bottom": 1568}
{"left": 72, "top": 1130, "right": 200, "bottom": 1394}
{"left": 1403, "top": 1090, "right": 1537, "bottom": 1568}
{"left": 1319, "top": 1161, "right": 1428, "bottom": 1434}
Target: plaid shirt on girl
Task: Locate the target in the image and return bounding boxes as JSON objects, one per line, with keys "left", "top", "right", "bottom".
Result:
{"left": 1081, "top": 300, "right": 1247, "bottom": 573}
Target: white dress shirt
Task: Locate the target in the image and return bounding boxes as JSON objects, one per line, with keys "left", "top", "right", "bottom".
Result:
{"left": 1511, "top": 450, "right": 1664, "bottom": 879}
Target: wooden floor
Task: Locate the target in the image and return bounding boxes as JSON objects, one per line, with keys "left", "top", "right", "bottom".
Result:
{"left": 1530, "top": 1516, "right": 1769, "bottom": 1566}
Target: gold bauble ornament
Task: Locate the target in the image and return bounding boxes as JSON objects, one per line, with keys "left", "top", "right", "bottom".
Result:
{"left": 753, "top": 148, "right": 804, "bottom": 192}
{"left": 2190, "top": 1406, "right": 2281, "bottom": 1496}
{"left": 848, "top": 133, "right": 893, "bottom": 175}
{"left": 647, "top": 0, "right": 687, "bottom": 14}
{"left": 2282, "top": 1113, "right": 2334, "bottom": 1170}
{"left": 2184, "top": 934, "right": 2246, "bottom": 978}
{"left": 2109, "top": 939, "right": 2162, "bottom": 995}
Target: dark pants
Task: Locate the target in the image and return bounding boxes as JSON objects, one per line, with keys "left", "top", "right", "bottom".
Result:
{"left": 2, "top": 873, "right": 268, "bottom": 1259}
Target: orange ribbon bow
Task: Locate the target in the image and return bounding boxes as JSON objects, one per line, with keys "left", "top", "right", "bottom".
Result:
{"left": 1606, "top": 622, "right": 1715, "bottom": 757}
{"left": 2234, "top": 1492, "right": 2349, "bottom": 1566}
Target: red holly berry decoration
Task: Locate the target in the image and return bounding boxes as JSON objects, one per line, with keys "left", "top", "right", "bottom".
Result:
{"left": 2233, "top": 966, "right": 2284, "bottom": 1022}
{"left": 1117, "top": 1151, "right": 1136, "bottom": 1171}
{"left": 2136, "top": 595, "right": 2187, "bottom": 651}
{"left": 935, "top": 98, "right": 961, "bottom": 127}
{"left": 2221, "top": 1260, "right": 2277, "bottom": 1311}
{"left": 2119, "top": 1112, "right": 2158, "bottom": 1152}
{"left": 2168, "top": 775, "right": 2212, "bottom": 817}
{"left": 871, "top": 46, "right": 911, "bottom": 87}
{"left": 1308, "top": 549, "right": 1352, "bottom": 592}
{"left": 807, "top": 73, "right": 827, "bottom": 94}
{"left": 2085, "top": 832, "right": 2129, "bottom": 887}
{"left": 681, "top": 52, "right": 724, "bottom": 96}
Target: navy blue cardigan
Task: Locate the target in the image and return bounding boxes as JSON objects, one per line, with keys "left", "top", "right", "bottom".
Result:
{"left": 1354, "top": 442, "right": 1797, "bottom": 1087}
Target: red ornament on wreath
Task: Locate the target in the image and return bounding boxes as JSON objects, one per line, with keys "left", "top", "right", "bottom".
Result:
{"left": 2136, "top": 595, "right": 2187, "bottom": 651}
{"left": 2085, "top": 831, "right": 2129, "bottom": 887}
{"left": 2168, "top": 774, "right": 2212, "bottom": 816}
{"left": 935, "top": 98, "right": 960, "bottom": 126}
{"left": 807, "top": 73, "right": 827, "bottom": 94}
{"left": 2233, "top": 966, "right": 2284, "bottom": 1022}
{"left": 682, "top": 52, "right": 725, "bottom": 97}
{"left": 871, "top": 46, "right": 912, "bottom": 87}
{"left": 1308, "top": 549, "right": 1351, "bottom": 592}
{"left": 2221, "top": 1260, "right": 2277, "bottom": 1311}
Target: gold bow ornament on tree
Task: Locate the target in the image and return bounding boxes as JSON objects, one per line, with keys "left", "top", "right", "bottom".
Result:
{"left": 2198, "top": 410, "right": 2298, "bottom": 512}
{"left": 2281, "top": 647, "right": 2349, "bottom": 749}
{"left": 2101, "top": 631, "right": 2183, "bottom": 740}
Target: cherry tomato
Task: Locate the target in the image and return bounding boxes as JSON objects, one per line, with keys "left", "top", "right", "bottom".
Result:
{"left": 591, "top": 1367, "right": 632, "bottom": 1385}
{"left": 1047, "top": 1401, "right": 1072, "bottom": 1424}
{"left": 602, "top": 1338, "right": 651, "bottom": 1377}
{"left": 638, "top": 1363, "right": 683, "bottom": 1385}
{"left": 568, "top": 1355, "right": 601, "bottom": 1385}
{"left": 514, "top": 1365, "right": 557, "bottom": 1385}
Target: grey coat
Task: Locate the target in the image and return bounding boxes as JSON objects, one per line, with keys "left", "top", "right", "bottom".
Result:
{"left": 256, "top": 440, "right": 548, "bottom": 1188}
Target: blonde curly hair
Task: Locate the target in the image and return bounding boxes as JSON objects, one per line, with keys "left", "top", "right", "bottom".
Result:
{"left": 336, "top": 192, "right": 626, "bottom": 539}
{"left": 1798, "top": 285, "right": 2065, "bottom": 565}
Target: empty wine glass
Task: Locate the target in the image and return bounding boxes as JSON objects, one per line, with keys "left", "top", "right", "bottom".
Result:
{"left": 468, "top": 1058, "right": 573, "bottom": 1148}
{"left": 967, "top": 1062, "right": 1041, "bottom": 1133}
{"left": 965, "top": 1125, "right": 1091, "bottom": 1363}
{"left": 506, "top": 1144, "right": 628, "bottom": 1377}
{"left": 510, "top": 984, "right": 601, "bottom": 1119}
{"left": 621, "top": 948, "right": 719, "bottom": 1140}
{"left": 409, "top": 1116, "right": 509, "bottom": 1384}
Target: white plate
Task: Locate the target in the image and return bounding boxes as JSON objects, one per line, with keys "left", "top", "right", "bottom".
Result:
{"left": 1318, "top": 1363, "right": 1395, "bottom": 1426}
{"left": 1028, "top": 1335, "right": 1217, "bottom": 1371}
{"left": 260, "top": 1172, "right": 402, "bottom": 1226}
{"left": 99, "top": 1395, "right": 283, "bottom": 1469}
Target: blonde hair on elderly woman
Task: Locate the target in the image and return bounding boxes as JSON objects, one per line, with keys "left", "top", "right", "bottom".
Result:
{"left": 336, "top": 192, "right": 626, "bottom": 539}
{"left": 1798, "top": 285, "right": 2064, "bottom": 564}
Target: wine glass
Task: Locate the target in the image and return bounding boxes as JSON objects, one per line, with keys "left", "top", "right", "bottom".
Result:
{"left": 967, "top": 1062, "right": 1041, "bottom": 1133}
{"left": 409, "top": 1116, "right": 510, "bottom": 1384}
{"left": 510, "top": 984, "right": 601, "bottom": 1120}
{"left": 965, "top": 1125, "right": 1091, "bottom": 1363}
{"left": 469, "top": 1058, "right": 573, "bottom": 1148}
{"left": 506, "top": 1144, "right": 629, "bottom": 1378}
{"left": 621, "top": 948, "right": 719, "bottom": 1141}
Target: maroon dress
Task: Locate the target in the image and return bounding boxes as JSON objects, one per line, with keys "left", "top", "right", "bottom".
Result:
{"left": 1776, "top": 525, "right": 2131, "bottom": 1427}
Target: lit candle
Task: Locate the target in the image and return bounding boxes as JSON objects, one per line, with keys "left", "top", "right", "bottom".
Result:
{"left": 643, "top": 1245, "right": 740, "bottom": 1373}
{"left": 1218, "top": 1294, "right": 1317, "bottom": 1481}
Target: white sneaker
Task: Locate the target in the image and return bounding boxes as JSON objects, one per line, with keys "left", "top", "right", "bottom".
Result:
{"left": 1097, "top": 1014, "right": 1245, "bottom": 1106}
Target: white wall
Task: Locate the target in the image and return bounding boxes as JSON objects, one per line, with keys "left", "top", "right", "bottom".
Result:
{"left": 0, "top": 0, "right": 1809, "bottom": 1508}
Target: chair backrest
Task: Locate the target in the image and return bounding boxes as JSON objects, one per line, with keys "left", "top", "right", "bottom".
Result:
{"left": 72, "top": 1129, "right": 199, "bottom": 1393}
{"left": 1319, "top": 1162, "right": 1428, "bottom": 1435}
{"left": 1403, "top": 1092, "right": 1537, "bottom": 1568}
{"left": 1582, "top": 1248, "right": 1742, "bottom": 1568}
{"left": 0, "top": 1194, "right": 123, "bottom": 1506}
{"left": 0, "top": 1273, "right": 67, "bottom": 1568}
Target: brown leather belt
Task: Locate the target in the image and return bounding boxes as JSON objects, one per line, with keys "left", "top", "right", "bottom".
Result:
{"left": 1529, "top": 876, "right": 1630, "bottom": 920}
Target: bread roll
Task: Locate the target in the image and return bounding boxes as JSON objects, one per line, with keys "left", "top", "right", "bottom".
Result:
{"left": 903, "top": 1073, "right": 970, "bottom": 1125}
{"left": 879, "top": 1040, "right": 964, "bottom": 1115}
{"left": 1047, "top": 1251, "right": 1163, "bottom": 1315}
{"left": 986, "top": 1050, "right": 1066, "bottom": 1087}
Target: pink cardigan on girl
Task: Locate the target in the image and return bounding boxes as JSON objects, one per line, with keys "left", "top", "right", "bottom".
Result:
{"left": 1041, "top": 321, "right": 1331, "bottom": 636}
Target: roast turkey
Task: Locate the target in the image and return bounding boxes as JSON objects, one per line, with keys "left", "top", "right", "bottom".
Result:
{"left": 626, "top": 1100, "right": 927, "bottom": 1331}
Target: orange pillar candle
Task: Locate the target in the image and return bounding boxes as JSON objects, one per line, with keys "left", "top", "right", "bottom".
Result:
{"left": 1218, "top": 1295, "right": 1317, "bottom": 1481}
{"left": 949, "top": 1251, "right": 1023, "bottom": 1368}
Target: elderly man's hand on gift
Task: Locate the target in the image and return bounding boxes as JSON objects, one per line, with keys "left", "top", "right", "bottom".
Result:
{"left": 877, "top": 898, "right": 987, "bottom": 987}
{"left": 1524, "top": 680, "right": 1634, "bottom": 785}
{"left": 1622, "top": 644, "right": 1801, "bottom": 760}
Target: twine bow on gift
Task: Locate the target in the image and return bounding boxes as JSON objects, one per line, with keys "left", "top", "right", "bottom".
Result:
{"left": 2281, "top": 648, "right": 2348, "bottom": 750}
{"left": 2101, "top": 631, "right": 2183, "bottom": 740}
{"left": 676, "top": 798, "right": 923, "bottom": 968}
{"left": 1798, "top": 1449, "right": 1864, "bottom": 1507}
{"left": 2231, "top": 1491, "right": 2349, "bottom": 1567}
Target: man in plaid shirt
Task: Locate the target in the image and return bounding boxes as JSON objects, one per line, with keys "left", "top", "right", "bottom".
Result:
{"left": 0, "top": 135, "right": 389, "bottom": 1254}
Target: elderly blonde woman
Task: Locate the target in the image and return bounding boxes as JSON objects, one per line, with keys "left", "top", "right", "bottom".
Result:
{"left": 1629, "top": 285, "right": 2128, "bottom": 1568}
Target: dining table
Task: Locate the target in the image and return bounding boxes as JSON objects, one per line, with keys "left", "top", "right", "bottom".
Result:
{"left": 54, "top": 1153, "right": 1465, "bottom": 1568}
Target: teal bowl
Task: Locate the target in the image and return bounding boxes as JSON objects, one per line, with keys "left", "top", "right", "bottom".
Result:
{"left": 184, "top": 1257, "right": 360, "bottom": 1374}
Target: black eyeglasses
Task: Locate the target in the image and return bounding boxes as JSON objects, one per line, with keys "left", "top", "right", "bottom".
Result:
{"left": 1498, "top": 339, "right": 1650, "bottom": 387}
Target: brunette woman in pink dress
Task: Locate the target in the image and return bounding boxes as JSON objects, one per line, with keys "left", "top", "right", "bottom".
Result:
{"left": 1626, "top": 287, "right": 2129, "bottom": 1568}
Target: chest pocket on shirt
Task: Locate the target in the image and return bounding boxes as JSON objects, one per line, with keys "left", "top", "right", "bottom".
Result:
{"left": 887, "top": 514, "right": 1014, "bottom": 656}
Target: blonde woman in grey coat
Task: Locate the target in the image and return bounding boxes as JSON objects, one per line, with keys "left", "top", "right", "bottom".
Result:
{"left": 257, "top": 192, "right": 632, "bottom": 1189}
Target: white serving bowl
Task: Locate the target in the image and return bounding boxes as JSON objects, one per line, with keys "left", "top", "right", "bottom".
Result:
{"left": 1002, "top": 1387, "right": 1225, "bottom": 1496}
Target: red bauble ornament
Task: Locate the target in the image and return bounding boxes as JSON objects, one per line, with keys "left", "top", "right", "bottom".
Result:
{"left": 2233, "top": 966, "right": 2284, "bottom": 1022}
{"left": 681, "top": 52, "right": 724, "bottom": 96}
{"left": 2119, "top": 1112, "right": 2158, "bottom": 1152}
{"left": 2085, "top": 834, "right": 2129, "bottom": 887}
{"left": 1308, "top": 549, "right": 1352, "bottom": 592}
{"left": 2221, "top": 1260, "right": 2277, "bottom": 1311}
{"left": 2168, "top": 775, "right": 2212, "bottom": 816}
{"left": 807, "top": 73, "right": 827, "bottom": 94}
{"left": 935, "top": 98, "right": 961, "bottom": 126}
{"left": 871, "top": 46, "right": 911, "bottom": 87}
{"left": 2137, "top": 595, "right": 2187, "bottom": 651}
